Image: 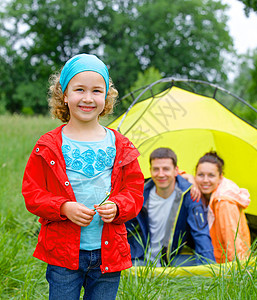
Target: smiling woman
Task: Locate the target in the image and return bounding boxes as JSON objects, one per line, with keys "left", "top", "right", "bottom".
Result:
{"left": 195, "top": 151, "right": 251, "bottom": 263}
{"left": 195, "top": 163, "right": 221, "bottom": 199}
{"left": 195, "top": 153, "right": 224, "bottom": 203}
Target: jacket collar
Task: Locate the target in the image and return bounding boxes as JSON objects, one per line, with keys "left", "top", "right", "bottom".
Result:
{"left": 108, "top": 127, "right": 140, "bottom": 166}
{"left": 37, "top": 124, "right": 140, "bottom": 167}
{"left": 143, "top": 175, "right": 191, "bottom": 205}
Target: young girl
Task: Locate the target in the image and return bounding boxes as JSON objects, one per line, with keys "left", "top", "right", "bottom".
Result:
{"left": 195, "top": 151, "right": 251, "bottom": 263}
{"left": 22, "top": 53, "right": 144, "bottom": 300}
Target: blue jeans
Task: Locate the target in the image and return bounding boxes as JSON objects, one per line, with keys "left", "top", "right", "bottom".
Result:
{"left": 46, "top": 249, "right": 121, "bottom": 300}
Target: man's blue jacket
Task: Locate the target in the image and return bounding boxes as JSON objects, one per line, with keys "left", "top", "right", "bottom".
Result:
{"left": 126, "top": 175, "right": 216, "bottom": 265}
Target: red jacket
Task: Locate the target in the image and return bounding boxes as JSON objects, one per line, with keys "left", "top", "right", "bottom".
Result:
{"left": 22, "top": 125, "right": 144, "bottom": 273}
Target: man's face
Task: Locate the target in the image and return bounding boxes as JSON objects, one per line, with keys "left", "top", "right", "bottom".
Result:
{"left": 150, "top": 158, "right": 178, "bottom": 192}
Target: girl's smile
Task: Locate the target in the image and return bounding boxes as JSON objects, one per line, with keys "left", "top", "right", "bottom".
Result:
{"left": 79, "top": 105, "right": 96, "bottom": 112}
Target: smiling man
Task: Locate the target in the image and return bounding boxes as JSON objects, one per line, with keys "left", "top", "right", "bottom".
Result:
{"left": 126, "top": 148, "right": 215, "bottom": 267}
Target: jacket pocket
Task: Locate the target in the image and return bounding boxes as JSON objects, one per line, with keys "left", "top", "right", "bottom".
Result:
{"left": 39, "top": 217, "right": 52, "bottom": 225}
{"left": 192, "top": 205, "right": 208, "bottom": 230}
{"left": 114, "top": 224, "right": 131, "bottom": 256}
{"left": 44, "top": 221, "right": 61, "bottom": 251}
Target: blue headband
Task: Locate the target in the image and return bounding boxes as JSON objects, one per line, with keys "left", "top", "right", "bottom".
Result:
{"left": 60, "top": 54, "right": 109, "bottom": 96}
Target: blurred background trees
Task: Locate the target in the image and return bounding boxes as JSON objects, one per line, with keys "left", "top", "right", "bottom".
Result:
{"left": 238, "top": 0, "right": 257, "bottom": 14}
{"left": 0, "top": 0, "right": 256, "bottom": 117}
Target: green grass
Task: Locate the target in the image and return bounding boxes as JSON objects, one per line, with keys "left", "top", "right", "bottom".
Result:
{"left": 1, "top": 115, "right": 257, "bottom": 299}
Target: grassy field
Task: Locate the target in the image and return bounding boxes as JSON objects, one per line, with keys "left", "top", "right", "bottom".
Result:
{"left": 0, "top": 115, "right": 257, "bottom": 299}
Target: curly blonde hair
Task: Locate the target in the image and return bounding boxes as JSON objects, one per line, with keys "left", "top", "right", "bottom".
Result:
{"left": 48, "top": 72, "right": 118, "bottom": 123}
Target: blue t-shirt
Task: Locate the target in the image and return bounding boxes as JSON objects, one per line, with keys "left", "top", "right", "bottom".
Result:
{"left": 62, "top": 128, "right": 116, "bottom": 250}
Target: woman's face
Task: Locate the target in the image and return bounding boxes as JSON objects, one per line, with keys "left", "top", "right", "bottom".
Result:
{"left": 195, "top": 162, "right": 222, "bottom": 197}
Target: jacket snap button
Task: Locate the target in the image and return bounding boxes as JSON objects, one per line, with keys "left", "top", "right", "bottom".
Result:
{"left": 105, "top": 267, "right": 108, "bottom": 271}
{"left": 105, "top": 241, "right": 108, "bottom": 245}
{"left": 50, "top": 160, "right": 55, "bottom": 165}
{"left": 65, "top": 181, "right": 69, "bottom": 186}
{"left": 36, "top": 147, "right": 39, "bottom": 152}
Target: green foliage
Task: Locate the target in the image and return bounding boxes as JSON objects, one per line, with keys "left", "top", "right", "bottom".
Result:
{"left": 132, "top": 0, "right": 232, "bottom": 79}
{"left": 0, "top": 0, "right": 235, "bottom": 116}
{"left": 125, "top": 67, "right": 163, "bottom": 96}
{"left": 0, "top": 97, "right": 8, "bottom": 115}
{"left": 13, "top": 80, "right": 48, "bottom": 115}
{"left": 238, "top": 0, "right": 257, "bottom": 14}
{"left": 103, "top": 0, "right": 233, "bottom": 100}
{"left": 117, "top": 255, "right": 257, "bottom": 299}
{"left": 0, "top": 115, "right": 60, "bottom": 299}
{"left": 0, "top": 215, "right": 47, "bottom": 299}
{"left": 229, "top": 49, "right": 257, "bottom": 120}
{"left": 118, "top": 67, "right": 165, "bottom": 113}
{"left": 248, "top": 52, "right": 257, "bottom": 101}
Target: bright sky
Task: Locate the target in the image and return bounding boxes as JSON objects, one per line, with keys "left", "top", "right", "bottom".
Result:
{"left": 222, "top": 0, "right": 257, "bottom": 54}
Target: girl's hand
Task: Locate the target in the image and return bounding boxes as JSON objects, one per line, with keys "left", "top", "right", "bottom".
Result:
{"left": 60, "top": 202, "right": 96, "bottom": 227}
{"left": 190, "top": 185, "right": 201, "bottom": 202}
{"left": 94, "top": 202, "right": 117, "bottom": 223}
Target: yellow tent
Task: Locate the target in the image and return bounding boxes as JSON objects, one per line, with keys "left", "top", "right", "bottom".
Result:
{"left": 109, "top": 80, "right": 257, "bottom": 231}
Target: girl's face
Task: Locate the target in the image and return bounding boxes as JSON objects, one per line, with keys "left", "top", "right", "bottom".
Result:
{"left": 195, "top": 162, "right": 222, "bottom": 197}
{"left": 64, "top": 71, "right": 106, "bottom": 125}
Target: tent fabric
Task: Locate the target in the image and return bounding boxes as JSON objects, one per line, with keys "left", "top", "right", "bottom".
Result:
{"left": 125, "top": 256, "right": 256, "bottom": 278}
{"left": 109, "top": 86, "right": 257, "bottom": 216}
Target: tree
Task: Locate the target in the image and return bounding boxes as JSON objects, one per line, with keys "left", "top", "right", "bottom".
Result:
{"left": 0, "top": 0, "right": 100, "bottom": 113}
{"left": 1, "top": 0, "right": 234, "bottom": 115}
{"left": 229, "top": 49, "right": 257, "bottom": 125}
{"left": 125, "top": 67, "right": 163, "bottom": 95}
{"left": 117, "top": 67, "right": 165, "bottom": 112}
{"left": 99, "top": 0, "right": 233, "bottom": 100}
{"left": 231, "top": 50, "right": 257, "bottom": 103}
{"left": 247, "top": 52, "right": 257, "bottom": 102}
{"left": 237, "top": 0, "right": 257, "bottom": 15}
